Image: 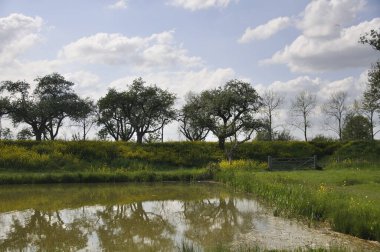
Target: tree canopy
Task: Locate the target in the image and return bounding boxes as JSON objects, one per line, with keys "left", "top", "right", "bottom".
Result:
{"left": 342, "top": 114, "right": 372, "bottom": 141}
{"left": 97, "top": 78, "right": 176, "bottom": 143}
{"left": 198, "top": 79, "right": 262, "bottom": 150}
{"left": 179, "top": 92, "right": 210, "bottom": 141}
{"left": 360, "top": 28, "right": 380, "bottom": 51}
{"left": 1, "top": 73, "right": 83, "bottom": 141}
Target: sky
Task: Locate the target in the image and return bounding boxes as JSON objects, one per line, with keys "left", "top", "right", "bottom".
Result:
{"left": 0, "top": 0, "right": 379, "bottom": 140}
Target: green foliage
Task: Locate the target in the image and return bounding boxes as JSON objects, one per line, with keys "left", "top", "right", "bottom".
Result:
{"left": 342, "top": 115, "right": 372, "bottom": 141}
{"left": 17, "top": 128, "right": 34, "bottom": 140}
{"left": 1, "top": 73, "right": 86, "bottom": 141}
{"left": 97, "top": 88, "right": 135, "bottom": 141}
{"left": 332, "top": 141, "right": 380, "bottom": 162}
{"left": 179, "top": 92, "right": 210, "bottom": 141}
{"left": 237, "top": 141, "right": 318, "bottom": 161}
{"left": 197, "top": 79, "right": 262, "bottom": 150}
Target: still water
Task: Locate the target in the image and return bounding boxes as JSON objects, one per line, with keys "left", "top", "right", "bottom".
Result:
{"left": 0, "top": 183, "right": 378, "bottom": 251}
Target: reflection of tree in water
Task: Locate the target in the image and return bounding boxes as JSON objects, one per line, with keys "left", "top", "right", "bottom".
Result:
{"left": 183, "top": 198, "right": 253, "bottom": 248}
{"left": 0, "top": 210, "right": 87, "bottom": 251}
{"left": 96, "top": 202, "right": 175, "bottom": 251}
{"left": 0, "top": 197, "right": 254, "bottom": 251}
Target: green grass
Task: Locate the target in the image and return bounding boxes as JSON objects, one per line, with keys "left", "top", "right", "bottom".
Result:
{"left": 216, "top": 164, "right": 380, "bottom": 242}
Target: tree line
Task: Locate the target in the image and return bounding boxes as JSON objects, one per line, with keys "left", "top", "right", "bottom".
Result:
{"left": 0, "top": 30, "right": 379, "bottom": 149}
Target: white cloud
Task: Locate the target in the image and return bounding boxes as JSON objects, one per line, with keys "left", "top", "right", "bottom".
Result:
{"left": 238, "top": 17, "right": 291, "bottom": 43}
{"left": 242, "top": 0, "right": 377, "bottom": 73}
{"left": 108, "top": 0, "right": 127, "bottom": 10}
{"left": 261, "top": 18, "right": 380, "bottom": 72}
{"left": 298, "top": 0, "right": 365, "bottom": 39}
{"left": 59, "top": 31, "right": 202, "bottom": 70}
{"left": 0, "top": 59, "right": 62, "bottom": 84}
{"left": 167, "top": 0, "right": 236, "bottom": 11}
{"left": 0, "top": 13, "right": 44, "bottom": 65}
{"left": 64, "top": 71, "right": 104, "bottom": 99}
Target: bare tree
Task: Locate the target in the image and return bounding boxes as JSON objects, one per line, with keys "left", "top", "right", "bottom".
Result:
{"left": 322, "top": 91, "right": 348, "bottom": 140}
{"left": 260, "top": 90, "right": 284, "bottom": 141}
{"left": 290, "top": 91, "right": 316, "bottom": 142}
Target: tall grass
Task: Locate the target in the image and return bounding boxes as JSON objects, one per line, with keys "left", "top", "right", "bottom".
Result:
{"left": 216, "top": 169, "right": 380, "bottom": 242}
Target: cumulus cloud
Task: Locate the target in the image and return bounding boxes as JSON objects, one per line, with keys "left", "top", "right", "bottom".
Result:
{"left": 257, "top": 0, "right": 379, "bottom": 73}
{"left": 64, "top": 71, "right": 104, "bottom": 99}
{"left": 238, "top": 17, "right": 291, "bottom": 43}
{"left": 298, "top": 0, "right": 365, "bottom": 39}
{"left": 0, "top": 13, "right": 44, "bottom": 65}
{"left": 108, "top": 0, "right": 127, "bottom": 10}
{"left": 0, "top": 59, "right": 62, "bottom": 84}
{"left": 261, "top": 18, "right": 380, "bottom": 72}
{"left": 59, "top": 31, "right": 202, "bottom": 70}
{"left": 167, "top": 0, "right": 236, "bottom": 11}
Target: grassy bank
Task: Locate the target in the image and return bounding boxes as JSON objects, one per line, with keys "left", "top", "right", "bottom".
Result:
{"left": 0, "top": 140, "right": 338, "bottom": 172}
{"left": 216, "top": 164, "right": 380, "bottom": 241}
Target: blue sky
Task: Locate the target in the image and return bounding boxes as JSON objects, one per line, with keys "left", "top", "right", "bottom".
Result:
{"left": 0, "top": 0, "right": 379, "bottom": 140}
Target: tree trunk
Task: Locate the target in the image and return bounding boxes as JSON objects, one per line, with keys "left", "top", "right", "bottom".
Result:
{"left": 218, "top": 137, "right": 225, "bottom": 150}
{"left": 35, "top": 132, "right": 42, "bottom": 141}
{"left": 269, "top": 113, "right": 272, "bottom": 141}
{"left": 161, "top": 125, "right": 164, "bottom": 143}
{"left": 136, "top": 132, "right": 144, "bottom": 144}
{"left": 338, "top": 118, "right": 342, "bottom": 141}
{"left": 370, "top": 112, "right": 374, "bottom": 140}
{"left": 304, "top": 126, "right": 308, "bottom": 142}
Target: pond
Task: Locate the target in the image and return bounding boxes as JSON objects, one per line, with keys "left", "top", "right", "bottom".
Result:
{"left": 0, "top": 183, "right": 378, "bottom": 251}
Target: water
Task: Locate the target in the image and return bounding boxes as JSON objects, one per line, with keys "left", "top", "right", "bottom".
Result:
{"left": 0, "top": 183, "right": 378, "bottom": 251}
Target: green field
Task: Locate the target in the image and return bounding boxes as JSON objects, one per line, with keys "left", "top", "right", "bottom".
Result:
{"left": 0, "top": 140, "right": 379, "bottom": 243}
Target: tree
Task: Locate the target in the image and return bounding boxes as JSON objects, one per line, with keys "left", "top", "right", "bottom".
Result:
{"left": 0, "top": 127, "right": 12, "bottom": 140}
{"left": 17, "top": 128, "right": 34, "bottom": 140}
{"left": 359, "top": 28, "right": 380, "bottom": 51}
{"left": 179, "top": 92, "right": 210, "bottom": 141}
{"left": 361, "top": 61, "right": 380, "bottom": 140}
{"left": 0, "top": 97, "right": 10, "bottom": 140}
{"left": 342, "top": 114, "right": 372, "bottom": 141}
{"left": 1, "top": 73, "right": 83, "bottom": 141}
{"left": 290, "top": 91, "right": 316, "bottom": 142}
{"left": 1, "top": 80, "right": 49, "bottom": 141}
{"left": 127, "top": 78, "right": 176, "bottom": 144}
{"left": 34, "top": 73, "right": 82, "bottom": 140}
{"left": 97, "top": 89, "right": 134, "bottom": 141}
{"left": 322, "top": 91, "right": 348, "bottom": 140}
{"left": 97, "top": 128, "right": 110, "bottom": 141}
{"left": 260, "top": 90, "right": 284, "bottom": 141}
{"left": 199, "top": 79, "right": 262, "bottom": 151}
{"left": 71, "top": 97, "right": 96, "bottom": 141}
{"left": 255, "top": 124, "right": 293, "bottom": 141}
